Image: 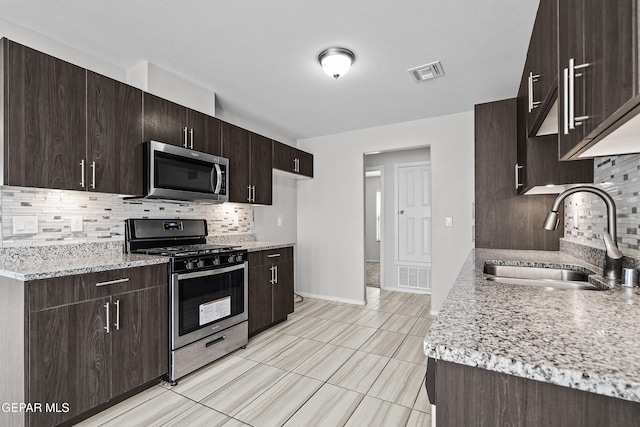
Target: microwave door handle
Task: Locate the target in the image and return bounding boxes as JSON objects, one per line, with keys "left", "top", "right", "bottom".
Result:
{"left": 213, "top": 163, "right": 223, "bottom": 194}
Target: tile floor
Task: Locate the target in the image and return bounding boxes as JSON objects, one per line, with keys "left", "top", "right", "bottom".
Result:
{"left": 76, "top": 287, "right": 433, "bottom": 427}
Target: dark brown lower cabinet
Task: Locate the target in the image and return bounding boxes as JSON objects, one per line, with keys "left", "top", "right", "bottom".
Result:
{"left": 248, "top": 247, "right": 294, "bottom": 336}
{"left": 21, "top": 264, "right": 168, "bottom": 427}
{"left": 434, "top": 360, "right": 640, "bottom": 427}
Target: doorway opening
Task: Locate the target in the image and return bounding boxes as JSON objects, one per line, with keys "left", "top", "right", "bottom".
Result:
{"left": 363, "top": 147, "right": 431, "bottom": 298}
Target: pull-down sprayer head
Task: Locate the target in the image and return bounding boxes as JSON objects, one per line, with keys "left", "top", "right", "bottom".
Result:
{"left": 543, "top": 185, "right": 622, "bottom": 280}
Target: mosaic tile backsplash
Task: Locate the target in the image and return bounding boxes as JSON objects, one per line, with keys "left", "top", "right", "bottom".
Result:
{"left": 564, "top": 154, "right": 640, "bottom": 259}
{"left": 0, "top": 186, "right": 254, "bottom": 248}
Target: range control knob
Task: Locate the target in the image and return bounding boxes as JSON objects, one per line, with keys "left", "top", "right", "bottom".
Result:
{"left": 185, "top": 260, "right": 196, "bottom": 270}
{"left": 227, "top": 255, "right": 236, "bottom": 263}
{"left": 197, "top": 259, "right": 206, "bottom": 268}
{"left": 236, "top": 253, "right": 244, "bottom": 262}
{"left": 212, "top": 257, "right": 221, "bottom": 266}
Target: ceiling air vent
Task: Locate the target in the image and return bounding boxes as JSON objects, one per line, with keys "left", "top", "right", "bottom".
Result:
{"left": 408, "top": 61, "right": 445, "bottom": 82}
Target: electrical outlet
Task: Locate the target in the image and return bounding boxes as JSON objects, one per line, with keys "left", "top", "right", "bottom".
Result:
{"left": 70, "top": 216, "right": 83, "bottom": 232}
{"left": 13, "top": 216, "right": 38, "bottom": 234}
{"left": 445, "top": 217, "right": 453, "bottom": 227}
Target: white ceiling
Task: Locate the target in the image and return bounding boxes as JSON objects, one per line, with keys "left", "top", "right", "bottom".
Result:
{"left": 0, "top": 0, "right": 539, "bottom": 140}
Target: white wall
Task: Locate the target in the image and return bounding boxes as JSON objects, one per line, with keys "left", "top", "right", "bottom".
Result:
{"left": 253, "top": 174, "right": 298, "bottom": 243}
{"left": 0, "top": 18, "right": 124, "bottom": 81}
{"left": 297, "top": 111, "right": 474, "bottom": 311}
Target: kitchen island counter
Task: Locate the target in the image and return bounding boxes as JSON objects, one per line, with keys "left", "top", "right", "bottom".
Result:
{"left": 424, "top": 248, "right": 640, "bottom": 403}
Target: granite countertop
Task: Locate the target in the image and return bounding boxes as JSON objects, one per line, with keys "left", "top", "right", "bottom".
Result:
{"left": 0, "top": 253, "right": 168, "bottom": 281}
{"left": 0, "top": 240, "right": 294, "bottom": 281}
{"left": 232, "top": 241, "right": 295, "bottom": 252}
{"left": 424, "top": 248, "right": 640, "bottom": 403}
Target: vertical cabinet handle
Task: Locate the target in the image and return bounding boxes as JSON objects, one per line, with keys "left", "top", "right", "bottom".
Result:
{"left": 189, "top": 128, "right": 194, "bottom": 149}
{"left": 247, "top": 185, "right": 252, "bottom": 202}
{"left": 563, "top": 67, "right": 570, "bottom": 135}
{"left": 79, "top": 159, "right": 85, "bottom": 188}
{"left": 270, "top": 265, "right": 275, "bottom": 284}
{"left": 568, "top": 58, "right": 575, "bottom": 130}
{"left": 104, "top": 302, "right": 110, "bottom": 334}
{"left": 114, "top": 299, "right": 120, "bottom": 330}
{"left": 252, "top": 185, "right": 256, "bottom": 203}
{"left": 90, "top": 161, "right": 96, "bottom": 189}
{"left": 514, "top": 163, "right": 523, "bottom": 190}
{"left": 527, "top": 72, "right": 541, "bottom": 112}
{"left": 183, "top": 127, "right": 188, "bottom": 148}
{"left": 274, "top": 265, "right": 278, "bottom": 284}
{"left": 567, "top": 58, "right": 590, "bottom": 132}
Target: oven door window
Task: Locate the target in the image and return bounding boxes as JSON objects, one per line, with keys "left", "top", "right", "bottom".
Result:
{"left": 155, "top": 151, "right": 214, "bottom": 194}
{"left": 178, "top": 268, "right": 244, "bottom": 336}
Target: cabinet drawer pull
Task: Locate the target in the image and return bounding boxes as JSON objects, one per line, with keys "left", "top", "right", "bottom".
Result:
{"left": 95, "top": 278, "right": 130, "bottom": 287}
{"left": 104, "top": 302, "right": 110, "bottom": 334}
{"left": 205, "top": 336, "right": 226, "bottom": 347}
{"left": 267, "top": 253, "right": 281, "bottom": 258}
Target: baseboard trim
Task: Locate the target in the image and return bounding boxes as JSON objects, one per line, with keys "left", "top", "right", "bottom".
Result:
{"left": 295, "top": 291, "right": 365, "bottom": 306}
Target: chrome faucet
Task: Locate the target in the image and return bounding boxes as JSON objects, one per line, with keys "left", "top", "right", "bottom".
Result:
{"left": 543, "top": 185, "right": 623, "bottom": 281}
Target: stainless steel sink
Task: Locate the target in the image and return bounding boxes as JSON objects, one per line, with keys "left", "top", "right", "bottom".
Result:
{"left": 483, "top": 263, "right": 603, "bottom": 290}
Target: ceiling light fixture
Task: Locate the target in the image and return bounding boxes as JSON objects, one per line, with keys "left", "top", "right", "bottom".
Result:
{"left": 318, "top": 47, "right": 355, "bottom": 79}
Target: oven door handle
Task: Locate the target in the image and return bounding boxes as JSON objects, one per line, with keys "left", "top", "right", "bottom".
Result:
{"left": 175, "top": 261, "right": 247, "bottom": 280}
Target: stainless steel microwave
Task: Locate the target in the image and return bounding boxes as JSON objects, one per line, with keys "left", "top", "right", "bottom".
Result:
{"left": 143, "top": 140, "right": 228, "bottom": 203}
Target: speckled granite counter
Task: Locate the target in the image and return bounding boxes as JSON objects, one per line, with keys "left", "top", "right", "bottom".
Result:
{"left": 232, "top": 241, "right": 295, "bottom": 252}
{"left": 0, "top": 254, "right": 168, "bottom": 281}
{"left": 424, "top": 249, "right": 640, "bottom": 403}
{"left": 0, "top": 240, "right": 291, "bottom": 281}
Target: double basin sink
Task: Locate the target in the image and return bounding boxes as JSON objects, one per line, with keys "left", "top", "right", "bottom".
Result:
{"left": 483, "top": 263, "right": 605, "bottom": 291}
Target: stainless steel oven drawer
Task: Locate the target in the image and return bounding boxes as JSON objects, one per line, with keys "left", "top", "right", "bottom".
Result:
{"left": 170, "top": 321, "right": 248, "bottom": 381}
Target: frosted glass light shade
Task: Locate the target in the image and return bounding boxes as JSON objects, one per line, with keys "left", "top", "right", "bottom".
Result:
{"left": 318, "top": 48, "right": 355, "bottom": 79}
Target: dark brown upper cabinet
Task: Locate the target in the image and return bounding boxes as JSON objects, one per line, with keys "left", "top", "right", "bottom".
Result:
{"left": 558, "top": 0, "right": 638, "bottom": 159}
{"left": 475, "top": 98, "right": 563, "bottom": 251}
{"left": 524, "top": 0, "right": 558, "bottom": 136}
{"left": 2, "top": 39, "right": 146, "bottom": 194}
{"left": 516, "top": 71, "right": 593, "bottom": 194}
{"left": 221, "top": 122, "right": 272, "bottom": 205}
{"left": 3, "top": 39, "right": 86, "bottom": 191}
{"left": 142, "top": 92, "right": 221, "bottom": 155}
{"left": 87, "top": 71, "right": 144, "bottom": 196}
{"left": 273, "top": 141, "right": 314, "bottom": 178}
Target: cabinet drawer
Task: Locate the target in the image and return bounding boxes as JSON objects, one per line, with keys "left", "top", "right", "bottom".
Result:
{"left": 29, "top": 264, "right": 168, "bottom": 311}
{"left": 248, "top": 247, "right": 293, "bottom": 267}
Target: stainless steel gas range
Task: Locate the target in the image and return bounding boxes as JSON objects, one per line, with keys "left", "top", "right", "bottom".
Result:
{"left": 125, "top": 218, "right": 248, "bottom": 385}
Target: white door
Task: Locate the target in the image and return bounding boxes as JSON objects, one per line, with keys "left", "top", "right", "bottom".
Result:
{"left": 397, "top": 163, "right": 431, "bottom": 264}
